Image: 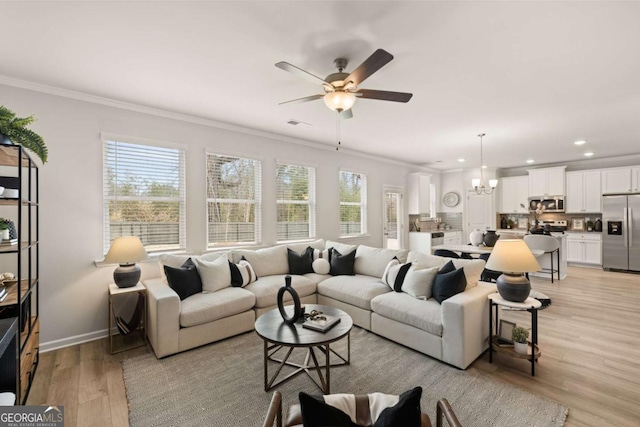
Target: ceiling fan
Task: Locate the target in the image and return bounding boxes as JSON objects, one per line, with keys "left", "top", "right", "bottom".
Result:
{"left": 275, "top": 49, "right": 413, "bottom": 119}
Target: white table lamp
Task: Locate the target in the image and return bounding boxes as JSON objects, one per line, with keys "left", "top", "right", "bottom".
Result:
{"left": 485, "top": 239, "right": 541, "bottom": 302}
{"left": 104, "top": 236, "right": 148, "bottom": 288}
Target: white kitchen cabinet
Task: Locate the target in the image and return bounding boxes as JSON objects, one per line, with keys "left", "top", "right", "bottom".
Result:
{"left": 601, "top": 168, "right": 632, "bottom": 193}
{"left": 408, "top": 173, "right": 431, "bottom": 215}
{"left": 528, "top": 166, "right": 566, "bottom": 197}
{"left": 566, "top": 170, "right": 601, "bottom": 213}
{"left": 632, "top": 167, "right": 640, "bottom": 192}
{"left": 443, "top": 231, "right": 462, "bottom": 245}
{"left": 499, "top": 176, "right": 529, "bottom": 213}
{"left": 566, "top": 233, "right": 602, "bottom": 265}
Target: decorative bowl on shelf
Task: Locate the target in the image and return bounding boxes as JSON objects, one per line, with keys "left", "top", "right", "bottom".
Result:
{"left": 2, "top": 189, "right": 18, "bottom": 198}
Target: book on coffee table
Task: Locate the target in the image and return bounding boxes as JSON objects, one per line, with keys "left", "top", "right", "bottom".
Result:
{"left": 303, "top": 315, "right": 341, "bottom": 333}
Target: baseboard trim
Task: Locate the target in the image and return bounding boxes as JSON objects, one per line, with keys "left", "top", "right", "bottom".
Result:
{"left": 40, "top": 329, "right": 110, "bottom": 353}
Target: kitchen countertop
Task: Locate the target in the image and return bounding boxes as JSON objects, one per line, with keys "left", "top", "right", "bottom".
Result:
{"left": 410, "top": 229, "right": 463, "bottom": 233}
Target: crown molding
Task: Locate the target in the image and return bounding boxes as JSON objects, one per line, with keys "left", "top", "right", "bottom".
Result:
{"left": 0, "top": 74, "right": 432, "bottom": 171}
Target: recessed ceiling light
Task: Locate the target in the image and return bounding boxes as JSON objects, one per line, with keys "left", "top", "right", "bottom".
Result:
{"left": 526, "top": 159, "right": 535, "bottom": 164}
{"left": 481, "top": 165, "right": 488, "bottom": 169}
{"left": 458, "top": 158, "right": 465, "bottom": 163}
{"left": 574, "top": 140, "right": 586, "bottom": 146}
{"left": 584, "top": 151, "right": 594, "bottom": 157}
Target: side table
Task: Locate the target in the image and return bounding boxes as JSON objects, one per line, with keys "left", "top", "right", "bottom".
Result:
{"left": 108, "top": 283, "right": 147, "bottom": 354}
{"left": 488, "top": 293, "right": 542, "bottom": 376}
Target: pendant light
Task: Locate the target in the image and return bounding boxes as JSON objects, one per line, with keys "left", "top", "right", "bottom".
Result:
{"left": 471, "top": 133, "right": 498, "bottom": 195}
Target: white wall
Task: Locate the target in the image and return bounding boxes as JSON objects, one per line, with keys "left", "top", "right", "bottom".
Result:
{"left": 0, "top": 83, "right": 434, "bottom": 350}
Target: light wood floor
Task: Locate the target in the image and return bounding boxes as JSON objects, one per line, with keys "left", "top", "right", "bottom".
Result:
{"left": 27, "top": 266, "right": 640, "bottom": 427}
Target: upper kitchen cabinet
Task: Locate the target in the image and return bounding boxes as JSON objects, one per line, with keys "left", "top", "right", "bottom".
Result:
{"left": 601, "top": 167, "right": 640, "bottom": 193}
{"left": 528, "top": 166, "right": 566, "bottom": 197}
{"left": 408, "top": 173, "right": 432, "bottom": 215}
{"left": 499, "top": 176, "right": 529, "bottom": 213}
{"left": 566, "top": 170, "right": 601, "bottom": 213}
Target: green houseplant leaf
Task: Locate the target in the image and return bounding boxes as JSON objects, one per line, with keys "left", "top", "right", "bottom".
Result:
{"left": 0, "top": 105, "right": 48, "bottom": 164}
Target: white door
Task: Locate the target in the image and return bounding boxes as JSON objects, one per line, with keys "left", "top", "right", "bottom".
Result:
{"left": 466, "top": 191, "right": 494, "bottom": 242}
{"left": 383, "top": 188, "right": 403, "bottom": 249}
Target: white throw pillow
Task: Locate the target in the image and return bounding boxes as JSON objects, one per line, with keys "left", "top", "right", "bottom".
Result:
{"left": 381, "top": 260, "right": 412, "bottom": 291}
{"left": 401, "top": 266, "right": 439, "bottom": 299}
{"left": 312, "top": 258, "right": 331, "bottom": 275}
{"left": 312, "top": 248, "right": 330, "bottom": 260}
{"left": 193, "top": 254, "right": 231, "bottom": 293}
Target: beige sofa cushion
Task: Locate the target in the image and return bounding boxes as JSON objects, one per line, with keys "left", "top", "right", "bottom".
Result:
{"left": 325, "top": 240, "right": 358, "bottom": 256}
{"left": 354, "top": 245, "right": 409, "bottom": 277}
{"left": 407, "top": 251, "right": 485, "bottom": 289}
{"left": 231, "top": 246, "right": 288, "bottom": 277}
{"left": 303, "top": 272, "right": 331, "bottom": 285}
{"left": 179, "top": 287, "right": 255, "bottom": 328}
{"left": 371, "top": 292, "right": 443, "bottom": 336}
{"left": 283, "top": 239, "right": 326, "bottom": 255}
{"left": 317, "top": 275, "right": 390, "bottom": 310}
{"left": 244, "top": 274, "right": 316, "bottom": 308}
{"left": 193, "top": 254, "right": 231, "bottom": 293}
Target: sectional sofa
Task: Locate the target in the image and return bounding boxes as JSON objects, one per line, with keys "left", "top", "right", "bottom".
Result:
{"left": 144, "top": 239, "right": 496, "bottom": 369}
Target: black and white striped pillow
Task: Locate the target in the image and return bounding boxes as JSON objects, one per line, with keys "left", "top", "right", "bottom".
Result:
{"left": 381, "top": 258, "right": 413, "bottom": 292}
{"left": 229, "top": 258, "right": 257, "bottom": 287}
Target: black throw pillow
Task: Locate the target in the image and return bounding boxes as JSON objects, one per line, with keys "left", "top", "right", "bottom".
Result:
{"left": 164, "top": 258, "right": 202, "bottom": 300}
{"left": 299, "top": 392, "right": 357, "bottom": 427}
{"left": 329, "top": 248, "right": 356, "bottom": 276}
{"left": 439, "top": 260, "right": 456, "bottom": 274}
{"left": 373, "top": 386, "right": 423, "bottom": 427}
{"left": 432, "top": 267, "right": 467, "bottom": 304}
{"left": 287, "top": 247, "right": 314, "bottom": 275}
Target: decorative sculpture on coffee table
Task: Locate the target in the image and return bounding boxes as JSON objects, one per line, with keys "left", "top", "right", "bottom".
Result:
{"left": 277, "top": 275, "right": 302, "bottom": 324}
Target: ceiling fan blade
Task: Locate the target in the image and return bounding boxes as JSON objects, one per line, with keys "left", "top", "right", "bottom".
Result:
{"left": 340, "top": 109, "right": 353, "bottom": 120}
{"left": 345, "top": 49, "right": 394, "bottom": 86}
{"left": 275, "top": 61, "right": 328, "bottom": 85}
{"left": 356, "top": 89, "right": 413, "bottom": 103}
{"left": 278, "top": 94, "right": 324, "bottom": 105}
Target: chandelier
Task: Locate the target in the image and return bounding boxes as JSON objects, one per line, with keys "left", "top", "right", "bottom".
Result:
{"left": 471, "top": 133, "right": 498, "bottom": 195}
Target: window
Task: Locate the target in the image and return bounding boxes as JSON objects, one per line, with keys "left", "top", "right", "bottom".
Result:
{"left": 276, "top": 162, "right": 316, "bottom": 241}
{"left": 339, "top": 170, "right": 367, "bottom": 236}
{"left": 207, "top": 153, "right": 262, "bottom": 247}
{"left": 103, "top": 138, "right": 186, "bottom": 254}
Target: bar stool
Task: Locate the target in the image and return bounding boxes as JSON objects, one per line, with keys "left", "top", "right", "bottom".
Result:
{"left": 524, "top": 235, "right": 560, "bottom": 283}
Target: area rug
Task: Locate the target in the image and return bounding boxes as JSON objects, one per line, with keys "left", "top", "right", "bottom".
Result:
{"left": 122, "top": 328, "right": 567, "bottom": 427}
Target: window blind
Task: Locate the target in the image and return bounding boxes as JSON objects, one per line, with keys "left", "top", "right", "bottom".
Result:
{"left": 339, "top": 170, "right": 367, "bottom": 237}
{"left": 103, "top": 139, "right": 186, "bottom": 254}
{"left": 207, "top": 153, "right": 262, "bottom": 247}
{"left": 276, "top": 162, "right": 316, "bottom": 242}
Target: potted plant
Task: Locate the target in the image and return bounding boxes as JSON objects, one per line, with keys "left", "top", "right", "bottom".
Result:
{"left": 586, "top": 220, "right": 594, "bottom": 232}
{"left": 512, "top": 326, "right": 530, "bottom": 355}
{"left": 507, "top": 219, "right": 515, "bottom": 229}
{"left": 0, "top": 222, "right": 10, "bottom": 241}
{"left": 0, "top": 106, "right": 48, "bottom": 164}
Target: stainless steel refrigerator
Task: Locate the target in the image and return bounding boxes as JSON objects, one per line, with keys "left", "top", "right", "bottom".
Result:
{"left": 602, "top": 193, "right": 640, "bottom": 271}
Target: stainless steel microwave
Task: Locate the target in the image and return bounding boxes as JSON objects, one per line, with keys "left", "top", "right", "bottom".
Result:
{"left": 528, "top": 196, "right": 565, "bottom": 212}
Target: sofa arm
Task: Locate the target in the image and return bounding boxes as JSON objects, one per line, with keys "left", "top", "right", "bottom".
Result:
{"left": 144, "top": 278, "right": 181, "bottom": 358}
{"left": 441, "top": 282, "right": 496, "bottom": 369}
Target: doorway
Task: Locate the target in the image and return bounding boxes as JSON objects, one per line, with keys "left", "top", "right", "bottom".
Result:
{"left": 383, "top": 187, "right": 403, "bottom": 249}
{"left": 466, "top": 190, "right": 495, "bottom": 241}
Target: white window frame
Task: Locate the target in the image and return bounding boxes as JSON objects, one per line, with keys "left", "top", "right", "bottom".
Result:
{"left": 102, "top": 134, "right": 187, "bottom": 255}
{"left": 339, "top": 169, "right": 367, "bottom": 237}
{"left": 206, "top": 152, "right": 262, "bottom": 247}
{"left": 276, "top": 161, "right": 316, "bottom": 242}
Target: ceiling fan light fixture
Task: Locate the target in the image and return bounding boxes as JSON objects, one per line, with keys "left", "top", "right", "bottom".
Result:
{"left": 323, "top": 91, "right": 356, "bottom": 112}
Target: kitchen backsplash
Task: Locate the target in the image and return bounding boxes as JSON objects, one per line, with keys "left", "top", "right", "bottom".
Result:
{"left": 409, "top": 212, "right": 463, "bottom": 231}
{"left": 497, "top": 212, "right": 602, "bottom": 231}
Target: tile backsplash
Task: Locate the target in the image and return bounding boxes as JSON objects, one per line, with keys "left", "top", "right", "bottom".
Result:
{"left": 409, "top": 212, "right": 463, "bottom": 231}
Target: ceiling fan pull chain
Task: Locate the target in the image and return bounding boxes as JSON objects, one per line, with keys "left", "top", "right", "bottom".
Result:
{"left": 336, "top": 112, "right": 341, "bottom": 151}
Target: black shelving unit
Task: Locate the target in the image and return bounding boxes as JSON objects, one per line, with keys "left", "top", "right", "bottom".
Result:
{"left": 0, "top": 144, "right": 39, "bottom": 405}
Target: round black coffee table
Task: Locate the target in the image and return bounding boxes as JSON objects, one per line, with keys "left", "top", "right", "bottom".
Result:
{"left": 255, "top": 304, "right": 353, "bottom": 394}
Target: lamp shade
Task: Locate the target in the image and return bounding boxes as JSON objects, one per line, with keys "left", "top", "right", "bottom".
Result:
{"left": 323, "top": 91, "right": 356, "bottom": 112}
{"left": 104, "top": 236, "right": 148, "bottom": 265}
{"left": 485, "top": 239, "right": 541, "bottom": 273}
